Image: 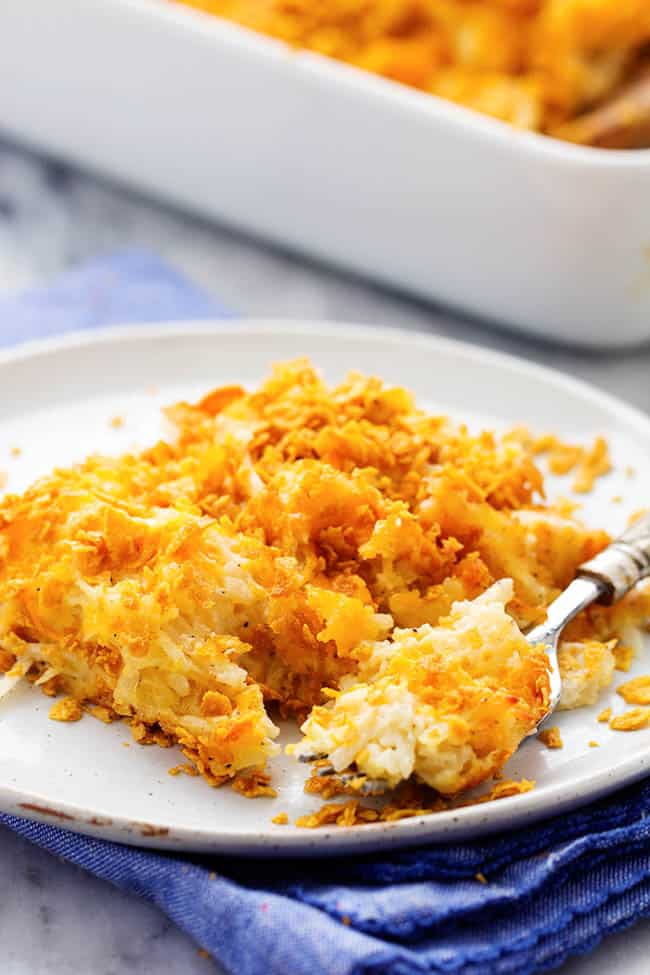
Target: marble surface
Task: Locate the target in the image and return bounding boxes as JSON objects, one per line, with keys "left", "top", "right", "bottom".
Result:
{"left": 0, "top": 135, "right": 650, "bottom": 975}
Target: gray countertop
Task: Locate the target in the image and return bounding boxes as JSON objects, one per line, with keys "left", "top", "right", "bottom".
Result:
{"left": 0, "top": 135, "right": 649, "bottom": 975}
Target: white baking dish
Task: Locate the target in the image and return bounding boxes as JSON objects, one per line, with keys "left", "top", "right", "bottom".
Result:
{"left": 1, "top": 0, "right": 649, "bottom": 347}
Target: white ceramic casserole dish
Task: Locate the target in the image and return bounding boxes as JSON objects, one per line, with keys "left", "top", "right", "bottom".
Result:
{"left": 1, "top": 0, "right": 649, "bottom": 347}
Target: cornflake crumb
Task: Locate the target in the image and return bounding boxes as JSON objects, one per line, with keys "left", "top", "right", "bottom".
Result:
{"left": 130, "top": 721, "right": 173, "bottom": 747}
{"left": 537, "top": 726, "right": 563, "bottom": 749}
{"left": 572, "top": 437, "right": 611, "bottom": 494}
{"left": 598, "top": 707, "right": 612, "bottom": 723}
{"left": 296, "top": 779, "right": 535, "bottom": 828}
{"left": 197, "top": 949, "right": 210, "bottom": 960}
{"left": 611, "top": 495, "right": 622, "bottom": 504}
{"left": 475, "top": 872, "right": 488, "bottom": 885}
{"left": 614, "top": 645, "right": 635, "bottom": 673}
{"left": 168, "top": 763, "right": 200, "bottom": 778}
{"left": 49, "top": 697, "right": 83, "bottom": 722}
{"left": 617, "top": 676, "right": 650, "bottom": 706}
{"left": 528, "top": 433, "right": 612, "bottom": 493}
{"left": 208, "top": 871, "right": 217, "bottom": 881}
{"left": 9, "top": 447, "right": 21, "bottom": 458}
{"left": 0, "top": 471, "right": 7, "bottom": 490}
{"left": 626, "top": 466, "right": 636, "bottom": 478}
{"left": 341, "top": 915, "right": 351, "bottom": 926}
{"left": 122, "top": 742, "right": 130, "bottom": 748}
{"left": 109, "top": 414, "right": 125, "bottom": 429}
{"left": 609, "top": 707, "right": 650, "bottom": 732}
{"left": 272, "top": 812, "right": 289, "bottom": 825}
{"left": 232, "top": 770, "right": 277, "bottom": 798}
{"left": 87, "top": 704, "right": 116, "bottom": 724}
{"left": 588, "top": 740, "right": 600, "bottom": 748}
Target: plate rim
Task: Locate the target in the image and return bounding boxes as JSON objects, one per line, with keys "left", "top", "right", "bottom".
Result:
{"left": 1, "top": 318, "right": 649, "bottom": 856}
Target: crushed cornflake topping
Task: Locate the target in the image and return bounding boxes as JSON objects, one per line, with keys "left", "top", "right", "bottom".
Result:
{"left": 9, "top": 447, "right": 21, "bottom": 458}
{"left": 296, "top": 778, "right": 535, "bottom": 828}
{"left": 475, "top": 872, "right": 488, "bottom": 884}
{"left": 0, "top": 359, "right": 647, "bottom": 805}
{"left": 49, "top": 697, "right": 83, "bottom": 722}
{"left": 0, "top": 471, "right": 7, "bottom": 490}
{"left": 572, "top": 437, "right": 612, "bottom": 494}
{"left": 86, "top": 704, "right": 116, "bottom": 724}
{"left": 614, "top": 645, "right": 635, "bottom": 673}
{"left": 232, "top": 770, "right": 277, "bottom": 799}
{"left": 197, "top": 949, "right": 211, "bottom": 960}
{"left": 168, "top": 763, "right": 200, "bottom": 778}
{"left": 272, "top": 812, "right": 289, "bottom": 825}
{"left": 611, "top": 495, "right": 623, "bottom": 504}
{"left": 341, "top": 915, "right": 351, "bottom": 926}
{"left": 609, "top": 707, "right": 650, "bottom": 732}
{"left": 617, "top": 676, "right": 650, "bottom": 706}
{"left": 598, "top": 707, "right": 612, "bottom": 723}
{"left": 537, "top": 726, "right": 563, "bottom": 749}
{"left": 130, "top": 721, "right": 173, "bottom": 747}
{"left": 588, "top": 740, "right": 600, "bottom": 748}
{"left": 512, "top": 430, "right": 612, "bottom": 493}
{"left": 109, "top": 415, "right": 125, "bottom": 429}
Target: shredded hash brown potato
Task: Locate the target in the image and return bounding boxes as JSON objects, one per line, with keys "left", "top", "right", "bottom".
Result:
{"left": 0, "top": 359, "right": 648, "bottom": 811}
{"left": 171, "top": 0, "right": 650, "bottom": 138}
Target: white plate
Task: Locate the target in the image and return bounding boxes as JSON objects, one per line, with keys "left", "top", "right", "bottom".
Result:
{"left": 0, "top": 321, "right": 649, "bottom": 857}
{"left": 1, "top": 0, "right": 650, "bottom": 347}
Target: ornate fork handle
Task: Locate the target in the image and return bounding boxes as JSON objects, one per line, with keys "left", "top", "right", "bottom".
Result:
{"left": 579, "top": 512, "right": 650, "bottom": 604}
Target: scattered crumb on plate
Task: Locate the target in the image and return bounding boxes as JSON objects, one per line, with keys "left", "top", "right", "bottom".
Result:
{"left": 537, "top": 726, "right": 563, "bottom": 749}
{"left": 168, "top": 763, "right": 200, "bottom": 778}
{"left": 614, "top": 644, "right": 635, "bottom": 672}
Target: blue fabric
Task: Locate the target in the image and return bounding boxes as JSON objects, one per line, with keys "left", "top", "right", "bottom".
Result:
{"left": 0, "top": 249, "right": 226, "bottom": 346}
{"left": 0, "top": 250, "right": 649, "bottom": 975}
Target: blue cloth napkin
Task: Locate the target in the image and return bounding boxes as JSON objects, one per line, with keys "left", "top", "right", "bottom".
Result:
{"left": 1, "top": 250, "right": 650, "bottom": 975}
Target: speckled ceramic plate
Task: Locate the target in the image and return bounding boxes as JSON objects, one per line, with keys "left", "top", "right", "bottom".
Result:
{"left": 0, "top": 322, "right": 648, "bottom": 856}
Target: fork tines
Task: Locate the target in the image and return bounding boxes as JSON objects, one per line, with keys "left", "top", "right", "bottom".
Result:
{"left": 300, "top": 754, "right": 388, "bottom": 796}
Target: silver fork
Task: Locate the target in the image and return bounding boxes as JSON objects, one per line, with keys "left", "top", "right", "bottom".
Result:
{"left": 301, "top": 513, "right": 650, "bottom": 795}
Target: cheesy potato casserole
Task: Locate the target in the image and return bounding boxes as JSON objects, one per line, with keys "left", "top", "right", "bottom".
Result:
{"left": 0, "top": 361, "right": 648, "bottom": 798}
{"left": 171, "top": 0, "right": 650, "bottom": 137}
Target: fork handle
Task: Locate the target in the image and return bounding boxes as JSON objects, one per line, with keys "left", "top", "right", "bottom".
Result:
{"left": 578, "top": 512, "right": 650, "bottom": 605}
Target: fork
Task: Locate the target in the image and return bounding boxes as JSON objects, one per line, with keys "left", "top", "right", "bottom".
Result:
{"left": 301, "top": 513, "right": 650, "bottom": 795}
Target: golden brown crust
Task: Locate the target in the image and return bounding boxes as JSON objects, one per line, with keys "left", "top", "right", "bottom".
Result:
{"left": 0, "top": 358, "right": 647, "bottom": 799}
